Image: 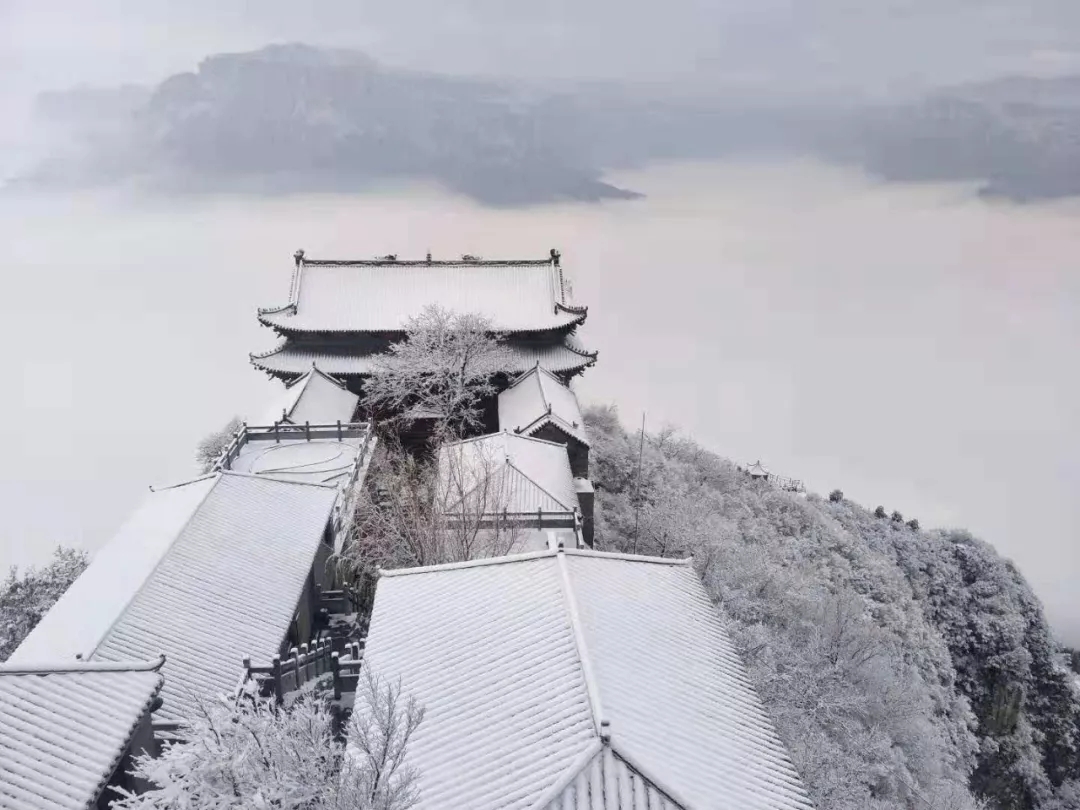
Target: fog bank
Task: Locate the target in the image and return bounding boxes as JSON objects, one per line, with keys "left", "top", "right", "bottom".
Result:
{"left": 2, "top": 159, "right": 1077, "bottom": 642}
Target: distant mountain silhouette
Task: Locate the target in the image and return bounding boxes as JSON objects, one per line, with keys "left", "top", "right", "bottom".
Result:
{"left": 16, "top": 44, "right": 1080, "bottom": 205}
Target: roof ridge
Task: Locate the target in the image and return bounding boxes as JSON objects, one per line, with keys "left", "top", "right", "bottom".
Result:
{"left": 555, "top": 549, "right": 604, "bottom": 737}
{"left": 504, "top": 364, "right": 543, "bottom": 392}
{"left": 379, "top": 549, "right": 558, "bottom": 577}
{"left": 525, "top": 741, "right": 604, "bottom": 810}
{"left": 250, "top": 340, "right": 289, "bottom": 361}
{"left": 309, "top": 364, "right": 349, "bottom": 390}
{"left": 443, "top": 430, "right": 568, "bottom": 450}
{"left": 148, "top": 472, "right": 219, "bottom": 493}
{"left": 535, "top": 368, "right": 551, "bottom": 412}
{"left": 562, "top": 548, "right": 692, "bottom": 566}
{"left": 0, "top": 655, "right": 167, "bottom": 675}
{"left": 607, "top": 743, "right": 696, "bottom": 810}
{"left": 300, "top": 257, "right": 553, "bottom": 267}
{"left": 517, "top": 412, "right": 591, "bottom": 446}
{"left": 91, "top": 477, "right": 222, "bottom": 658}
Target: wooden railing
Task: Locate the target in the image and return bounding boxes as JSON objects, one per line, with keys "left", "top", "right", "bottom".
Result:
{"left": 771, "top": 475, "right": 806, "bottom": 493}
{"left": 243, "top": 638, "right": 365, "bottom": 705}
{"left": 211, "top": 421, "right": 376, "bottom": 551}
{"left": 212, "top": 421, "right": 372, "bottom": 476}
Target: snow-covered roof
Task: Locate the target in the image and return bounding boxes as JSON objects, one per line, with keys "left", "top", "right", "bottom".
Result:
{"left": 258, "top": 253, "right": 587, "bottom": 335}
{"left": 498, "top": 364, "right": 589, "bottom": 446}
{"left": 11, "top": 473, "right": 338, "bottom": 723}
{"left": 439, "top": 432, "right": 578, "bottom": 516}
{"left": 10, "top": 475, "right": 219, "bottom": 665}
{"left": 256, "top": 365, "right": 358, "bottom": 426}
{"left": 0, "top": 657, "right": 164, "bottom": 810}
{"left": 363, "top": 549, "right": 814, "bottom": 810}
{"left": 251, "top": 333, "right": 598, "bottom": 379}
{"left": 225, "top": 431, "right": 367, "bottom": 487}
{"left": 746, "top": 460, "right": 770, "bottom": 477}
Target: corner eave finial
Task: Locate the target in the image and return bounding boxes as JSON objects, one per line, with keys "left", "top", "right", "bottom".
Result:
{"left": 550, "top": 248, "right": 561, "bottom": 266}
{"left": 294, "top": 249, "right": 305, "bottom": 268}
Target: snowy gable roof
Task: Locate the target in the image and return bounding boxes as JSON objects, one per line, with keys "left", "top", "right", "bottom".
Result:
{"left": 363, "top": 549, "right": 814, "bottom": 810}
{"left": 11, "top": 473, "right": 338, "bottom": 724}
{"left": 90, "top": 473, "right": 338, "bottom": 723}
{"left": 10, "top": 475, "right": 219, "bottom": 665}
{"left": 746, "top": 460, "right": 770, "bottom": 477}
{"left": 498, "top": 363, "right": 589, "bottom": 446}
{"left": 256, "top": 365, "right": 358, "bottom": 426}
{"left": 257, "top": 253, "right": 587, "bottom": 335}
{"left": 439, "top": 432, "right": 578, "bottom": 515}
{"left": 0, "top": 658, "right": 164, "bottom": 810}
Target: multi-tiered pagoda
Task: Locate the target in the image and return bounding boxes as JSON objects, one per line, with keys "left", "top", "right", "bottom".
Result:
{"left": 251, "top": 249, "right": 597, "bottom": 393}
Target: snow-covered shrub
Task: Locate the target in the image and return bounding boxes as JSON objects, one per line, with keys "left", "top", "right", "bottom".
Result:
{"left": 113, "top": 670, "right": 424, "bottom": 809}
{"left": 588, "top": 404, "right": 1080, "bottom": 809}
{"left": 0, "top": 546, "right": 88, "bottom": 662}
{"left": 195, "top": 415, "right": 242, "bottom": 473}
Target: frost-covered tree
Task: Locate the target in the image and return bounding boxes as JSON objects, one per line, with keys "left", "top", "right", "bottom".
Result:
{"left": 0, "top": 546, "right": 88, "bottom": 662}
{"left": 195, "top": 415, "right": 242, "bottom": 473}
{"left": 829, "top": 489, "right": 845, "bottom": 503}
{"left": 585, "top": 405, "right": 986, "bottom": 810}
{"left": 823, "top": 493, "right": 1080, "bottom": 807}
{"left": 113, "top": 671, "right": 424, "bottom": 809}
{"left": 337, "top": 436, "right": 525, "bottom": 578}
{"left": 1041, "top": 780, "right": 1080, "bottom": 810}
{"left": 875, "top": 505, "right": 888, "bottom": 519}
{"left": 363, "top": 305, "right": 502, "bottom": 441}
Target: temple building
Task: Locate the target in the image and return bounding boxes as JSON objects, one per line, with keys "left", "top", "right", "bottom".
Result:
{"left": 438, "top": 431, "right": 590, "bottom": 550}
{"left": 250, "top": 249, "right": 597, "bottom": 392}
{"left": 9, "top": 472, "right": 346, "bottom": 724}
{"left": 255, "top": 364, "right": 360, "bottom": 427}
{"left": 498, "top": 363, "right": 590, "bottom": 478}
{"left": 0, "top": 657, "right": 165, "bottom": 810}
{"left": 361, "top": 549, "right": 815, "bottom": 810}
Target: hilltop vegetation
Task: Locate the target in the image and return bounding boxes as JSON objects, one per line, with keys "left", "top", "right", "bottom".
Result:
{"left": 586, "top": 405, "right": 1080, "bottom": 810}
{"left": 0, "top": 546, "right": 89, "bottom": 662}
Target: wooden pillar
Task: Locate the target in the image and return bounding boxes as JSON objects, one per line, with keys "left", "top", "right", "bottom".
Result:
{"left": 272, "top": 655, "right": 283, "bottom": 705}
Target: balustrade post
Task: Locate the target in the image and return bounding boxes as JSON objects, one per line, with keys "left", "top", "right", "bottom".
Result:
{"left": 272, "top": 655, "right": 283, "bottom": 705}
{"left": 331, "top": 652, "right": 342, "bottom": 700}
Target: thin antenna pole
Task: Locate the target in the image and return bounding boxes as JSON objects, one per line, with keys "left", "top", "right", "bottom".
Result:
{"left": 632, "top": 411, "right": 645, "bottom": 553}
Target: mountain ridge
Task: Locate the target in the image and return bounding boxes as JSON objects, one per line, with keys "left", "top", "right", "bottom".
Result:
{"left": 15, "top": 43, "right": 1080, "bottom": 205}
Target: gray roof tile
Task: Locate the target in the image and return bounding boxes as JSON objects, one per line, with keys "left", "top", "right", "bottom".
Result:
{"left": 364, "top": 550, "right": 814, "bottom": 810}
{"left": 256, "top": 365, "right": 358, "bottom": 426}
{"left": 499, "top": 364, "right": 590, "bottom": 446}
{"left": 259, "top": 256, "right": 587, "bottom": 334}
{"left": 11, "top": 474, "right": 338, "bottom": 725}
{"left": 251, "top": 334, "right": 598, "bottom": 378}
{"left": 0, "top": 659, "right": 163, "bottom": 810}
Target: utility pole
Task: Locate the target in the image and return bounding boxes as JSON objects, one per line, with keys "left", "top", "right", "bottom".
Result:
{"left": 632, "top": 411, "right": 645, "bottom": 553}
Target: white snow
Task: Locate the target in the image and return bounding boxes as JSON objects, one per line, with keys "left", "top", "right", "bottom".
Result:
{"left": 9, "top": 476, "right": 216, "bottom": 665}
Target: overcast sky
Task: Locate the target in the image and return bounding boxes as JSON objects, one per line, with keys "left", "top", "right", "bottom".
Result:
{"left": 4, "top": 0, "right": 1080, "bottom": 111}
